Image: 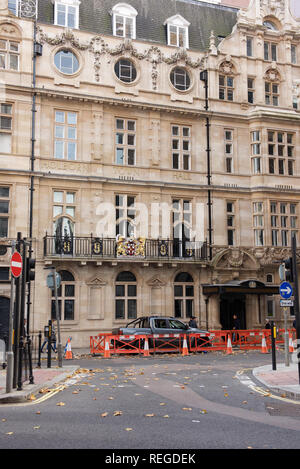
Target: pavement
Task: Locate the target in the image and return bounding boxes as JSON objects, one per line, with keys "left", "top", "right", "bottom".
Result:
{"left": 0, "top": 348, "right": 300, "bottom": 403}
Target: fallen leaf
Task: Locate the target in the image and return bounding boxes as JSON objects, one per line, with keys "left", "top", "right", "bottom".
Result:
{"left": 163, "top": 415, "right": 169, "bottom": 418}
{"left": 125, "top": 428, "right": 133, "bottom": 431}
{"left": 159, "top": 403, "right": 166, "bottom": 406}
{"left": 145, "top": 413, "right": 155, "bottom": 417}
{"left": 101, "top": 412, "right": 108, "bottom": 417}
{"left": 242, "top": 401, "right": 248, "bottom": 404}
{"left": 108, "top": 397, "right": 114, "bottom": 400}
{"left": 113, "top": 411, "right": 123, "bottom": 416}
{"left": 56, "top": 402, "right": 65, "bottom": 406}
{"left": 36, "top": 411, "right": 41, "bottom": 415}
{"left": 29, "top": 394, "right": 36, "bottom": 401}
{"left": 33, "top": 426, "right": 40, "bottom": 430}
{"left": 200, "top": 410, "right": 207, "bottom": 414}
{"left": 182, "top": 407, "right": 192, "bottom": 411}
{"left": 39, "top": 388, "right": 49, "bottom": 394}
{"left": 224, "top": 393, "right": 229, "bottom": 397}
{"left": 2, "top": 418, "right": 7, "bottom": 422}
{"left": 6, "top": 432, "right": 13, "bottom": 435}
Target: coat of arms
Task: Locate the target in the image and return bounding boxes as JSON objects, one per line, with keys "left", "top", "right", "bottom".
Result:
{"left": 116, "top": 235, "right": 146, "bottom": 257}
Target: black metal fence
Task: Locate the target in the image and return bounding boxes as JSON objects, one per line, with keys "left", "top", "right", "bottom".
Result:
{"left": 43, "top": 236, "right": 208, "bottom": 261}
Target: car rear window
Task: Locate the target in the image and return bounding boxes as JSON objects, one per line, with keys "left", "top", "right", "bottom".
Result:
{"left": 154, "top": 319, "right": 168, "bottom": 328}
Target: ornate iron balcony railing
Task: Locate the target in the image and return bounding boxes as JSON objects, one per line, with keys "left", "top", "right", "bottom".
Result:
{"left": 43, "top": 235, "right": 208, "bottom": 261}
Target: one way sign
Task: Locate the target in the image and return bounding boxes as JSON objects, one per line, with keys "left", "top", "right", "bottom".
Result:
{"left": 279, "top": 281, "right": 293, "bottom": 299}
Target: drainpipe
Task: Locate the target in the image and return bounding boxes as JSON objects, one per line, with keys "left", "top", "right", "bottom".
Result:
{"left": 200, "top": 70, "right": 213, "bottom": 261}
{"left": 26, "top": 18, "right": 42, "bottom": 384}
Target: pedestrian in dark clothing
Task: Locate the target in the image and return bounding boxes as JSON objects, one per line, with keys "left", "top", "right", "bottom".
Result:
{"left": 232, "top": 314, "right": 240, "bottom": 343}
{"left": 293, "top": 319, "right": 297, "bottom": 329}
{"left": 265, "top": 319, "right": 271, "bottom": 329}
{"left": 41, "top": 320, "right": 57, "bottom": 353}
{"left": 188, "top": 316, "right": 198, "bottom": 328}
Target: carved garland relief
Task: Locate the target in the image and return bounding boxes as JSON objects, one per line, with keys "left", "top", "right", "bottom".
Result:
{"left": 37, "top": 27, "right": 206, "bottom": 89}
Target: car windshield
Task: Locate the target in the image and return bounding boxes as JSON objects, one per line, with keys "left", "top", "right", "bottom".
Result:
{"left": 169, "top": 319, "right": 186, "bottom": 329}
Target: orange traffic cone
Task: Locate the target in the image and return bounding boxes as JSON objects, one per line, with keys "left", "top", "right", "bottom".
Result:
{"left": 226, "top": 335, "right": 233, "bottom": 354}
{"left": 104, "top": 337, "right": 111, "bottom": 358}
{"left": 289, "top": 333, "right": 295, "bottom": 353}
{"left": 65, "top": 338, "right": 73, "bottom": 359}
{"left": 182, "top": 335, "right": 189, "bottom": 356}
{"left": 261, "top": 333, "right": 268, "bottom": 354}
{"left": 143, "top": 337, "right": 150, "bottom": 357}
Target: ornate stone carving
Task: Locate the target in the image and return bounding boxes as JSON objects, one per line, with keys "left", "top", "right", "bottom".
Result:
{"left": 252, "top": 246, "right": 291, "bottom": 265}
{"left": 37, "top": 28, "right": 205, "bottom": 86}
{"left": 227, "top": 249, "right": 244, "bottom": 267}
{"left": 264, "top": 67, "right": 280, "bottom": 81}
{"left": 260, "top": 0, "right": 285, "bottom": 20}
{"left": 147, "top": 276, "right": 166, "bottom": 287}
{"left": 219, "top": 59, "right": 234, "bottom": 75}
{"left": 0, "top": 22, "right": 20, "bottom": 37}
{"left": 87, "top": 277, "right": 107, "bottom": 286}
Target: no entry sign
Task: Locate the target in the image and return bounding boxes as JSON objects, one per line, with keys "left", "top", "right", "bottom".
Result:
{"left": 10, "top": 252, "right": 22, "bottom": 278}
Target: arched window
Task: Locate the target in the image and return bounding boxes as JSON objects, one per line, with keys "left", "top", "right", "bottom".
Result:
{"left": 263, "top": 20, "right": 278, "bottom": 31}
{"left": 115, "top": 271, "right": 137, "bottom": 320}
{"left": 53, "top": 190, "right": 76, "bottom": 255}
{"left": 174, "top": 272, "right": 194, "bottom": 318}
{"left": 51, "top": 270, "right": 75, "bottom": 321}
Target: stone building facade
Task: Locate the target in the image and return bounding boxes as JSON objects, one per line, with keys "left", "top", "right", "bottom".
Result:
{"left": 0, "top": 0, "right": 299, "bottom": 347}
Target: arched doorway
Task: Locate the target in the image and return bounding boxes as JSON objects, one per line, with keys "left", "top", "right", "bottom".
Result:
{"left": 220, "top": 294, "right": 246, "bottom": 330}
{"left": 0, "top": 296, "right": 10, "bottom": 347}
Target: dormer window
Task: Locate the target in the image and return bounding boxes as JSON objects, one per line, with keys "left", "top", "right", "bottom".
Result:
{"left": 164, "top": 15, "right": 190, "bottom": 49}
{"left": 54, "top": 0, "right": 81, "bottom": 29}
{"left": 111, "top": 3, "right": 138, "bottom": 39}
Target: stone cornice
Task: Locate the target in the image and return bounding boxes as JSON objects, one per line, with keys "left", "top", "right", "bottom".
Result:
{"left": 1, "top": 167, "right": 300, "bottom": 195}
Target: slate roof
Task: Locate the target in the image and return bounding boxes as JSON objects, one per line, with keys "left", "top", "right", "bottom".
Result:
{"left": 37, "top": 0, "right": 238, "bottom": 51}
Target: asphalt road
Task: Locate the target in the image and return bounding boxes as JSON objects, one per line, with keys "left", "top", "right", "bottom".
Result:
{"left": 1, "top": 350, "right": 300, "bottom": 452}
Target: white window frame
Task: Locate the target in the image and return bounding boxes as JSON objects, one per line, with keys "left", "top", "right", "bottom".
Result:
{"left": 54, "top": 0, "right": 81, "bottom": 29}
{"left": 164, "top": 14, "right": 190, "bottom": 49}
{"left": 0, "top": 39, "right": 19, "bottom": 71}
{"left": 111, "top": 3, "right": 138, "bottom": 39}
{"left": 8, "top": 0, "right": 19, "bottom": 16}
{"left": 54, "top": 110, "right": 77, "bottom": 160}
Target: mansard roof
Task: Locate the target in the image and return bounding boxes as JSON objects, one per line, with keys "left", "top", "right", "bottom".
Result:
{"left": 37, "top": 0, "right": 238, "bottom": 51}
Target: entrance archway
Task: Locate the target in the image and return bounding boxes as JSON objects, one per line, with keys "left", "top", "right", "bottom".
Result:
{"left": 0, "top": 296, "right": 10, "bottom": 346}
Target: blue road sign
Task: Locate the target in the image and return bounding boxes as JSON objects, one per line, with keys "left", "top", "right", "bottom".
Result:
{"left": 279, "top": 281, "right": 293, "bottom": 299}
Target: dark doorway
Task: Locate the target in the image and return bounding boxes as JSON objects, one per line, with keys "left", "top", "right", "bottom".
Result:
{"left": 0, "top": 296, "right": 10, "bottom": 347}
{"left": 220, "top": 294, "right": 246, "bottom": 330}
